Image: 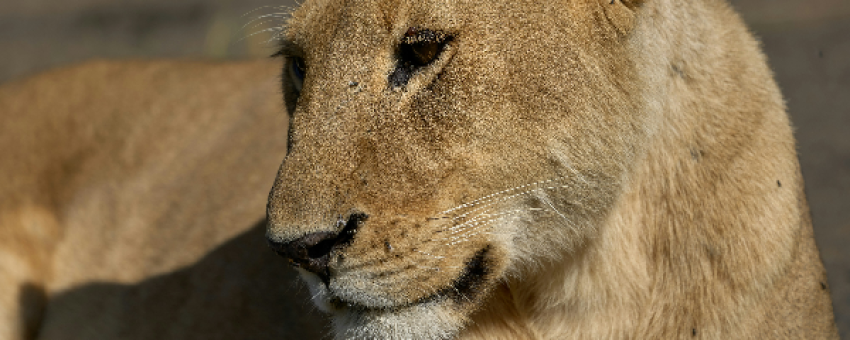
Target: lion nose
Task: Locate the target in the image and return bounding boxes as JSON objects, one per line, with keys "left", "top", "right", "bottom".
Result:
{"left": 267, "top": 213, "right": 366, "bottom": 282}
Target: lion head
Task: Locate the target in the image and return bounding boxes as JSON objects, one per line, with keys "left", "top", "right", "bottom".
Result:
{"left": 266, "top": 0, "right": 647, "bottom": 338}
{"left": 265, "top": 0, "right": 838, "bottom": 339}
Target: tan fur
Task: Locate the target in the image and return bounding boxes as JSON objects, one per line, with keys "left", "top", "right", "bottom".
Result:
{"left": 0, "top": 0, "right": 840, "bottom": 339}
{"left": 0, "top": 60, "right": 327, "bottom": 339}
{"left": 266, "top": 0, "right": 840, "bottom": 339}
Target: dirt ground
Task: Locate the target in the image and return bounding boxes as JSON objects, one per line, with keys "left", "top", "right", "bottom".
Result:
{"left": 1, "top": 0, "right": 848, "bottom": 337}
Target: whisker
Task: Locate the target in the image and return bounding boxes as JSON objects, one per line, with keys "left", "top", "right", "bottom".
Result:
{"left": 237, "top": 27, "right": 285, "bottom": 44}
{"left": 242, "top": 18, "right": 283, "bottom": 33}
{"left": 241, "top": 13, "right": 292, "bottom": 29}
{"left": 538, "top": 194, "right": 571, "bottom": 226}
{"left": 437, "top": 206, "right": 555, "bottom": 246}
{"left": 241, "top": 5, "right": 294, "bottom": 18}
{"left": 439, "top": 177, "right": 569, "bottom": 215}
{"left": 447, "top": 179, "right": 579, "bottom": 222}
{"left": 415, "top": 249, "right": 445, "bottom": 260}
{"left": 443, "top": 206, "right": 548, "bottom": 239}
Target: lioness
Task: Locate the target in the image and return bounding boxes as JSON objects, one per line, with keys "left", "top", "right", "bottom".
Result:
{"left": 0, "top": 0, "right": 839, "bottom": 339}
{"left": 0, "top": 60, "right": 332, "bottom": 339}
{"left": 265, "top": 0, "right": 839, "bottom": 338}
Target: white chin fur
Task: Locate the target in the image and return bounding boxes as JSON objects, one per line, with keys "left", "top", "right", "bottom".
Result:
{"left": 296, "top": 269, "right": 465, "bottom": 340}
{"left": 296, "top": 268, "right": 335, "bottom": 313}
{"left": 332, "top": 301, "right": 464, "bottom": 340}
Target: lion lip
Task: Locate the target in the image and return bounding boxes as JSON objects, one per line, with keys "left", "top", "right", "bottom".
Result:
{"left": 326, "top": 245, "right": 492, "bottom": 311}
{"left": 326, "top": 292, "right": 443, "bottom": 313}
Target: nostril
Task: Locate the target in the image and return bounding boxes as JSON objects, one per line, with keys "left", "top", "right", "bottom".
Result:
{"left": 336, "top": 213, "right": 367, "bottom": 247}
{"left": 268, "top": 213, "right": 368, "bottom": 282}
{"left": 268, "top": 231, "right": 336, "bottom": 283}
{"left": 307, "top": 236, "right": 338, "bottom": 259}
{"left": 268, "top": 231, "right": 335, "bottom": 263}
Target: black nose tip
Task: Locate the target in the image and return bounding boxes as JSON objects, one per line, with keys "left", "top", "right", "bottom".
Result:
{"left": 268, "top": 213, "right": 366, "bottom": 282}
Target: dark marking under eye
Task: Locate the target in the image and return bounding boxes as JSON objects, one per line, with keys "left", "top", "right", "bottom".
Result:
{"left": 389, "top": 27, "right": 451, "bottom": 88}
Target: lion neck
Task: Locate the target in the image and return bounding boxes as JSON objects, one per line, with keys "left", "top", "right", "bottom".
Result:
{"left": 460, "top": 182, "right": 655, "bottom": 340}
{"left": 458, "top": 0, "right": 801, "bottom": 338}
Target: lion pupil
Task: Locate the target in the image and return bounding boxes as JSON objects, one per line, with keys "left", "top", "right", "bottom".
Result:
{"left": 402, "top": 41, "right": 439, "bottom": 67}
{"left": 292, "top": 57, "right": 306, "bottom": 80}
{"left": 389, "top": 28, "right": 451, "bottom": 88}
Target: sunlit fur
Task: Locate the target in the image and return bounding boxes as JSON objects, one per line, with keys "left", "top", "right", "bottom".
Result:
{"left": 0, "top": 0, "right": 839, "bottom": 339}
{"left": 266, "top": 0, "right": 839, "bottom": 339}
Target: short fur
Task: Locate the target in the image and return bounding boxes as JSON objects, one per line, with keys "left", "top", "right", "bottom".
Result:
{"left": 0, "top": 61, "right": 327, "bottom": 339}
{"left": 266, "top": 0, "right": 840, "bottom": 339}
{"left": 0, "top": 0, "right": 839, "bottom": 339}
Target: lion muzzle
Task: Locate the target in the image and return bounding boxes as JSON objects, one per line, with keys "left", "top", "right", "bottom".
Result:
{"left": 267, "top": 213, "right": 366, "bottom": 283}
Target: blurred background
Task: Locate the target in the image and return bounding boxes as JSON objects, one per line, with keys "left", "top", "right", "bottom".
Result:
{"left": 0, "top": 0, "right": 847, "bottom": 337}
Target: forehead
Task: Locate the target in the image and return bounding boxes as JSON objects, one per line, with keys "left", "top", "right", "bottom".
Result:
{"left": 283, "top": 0, "right": 524, "bottom": 45}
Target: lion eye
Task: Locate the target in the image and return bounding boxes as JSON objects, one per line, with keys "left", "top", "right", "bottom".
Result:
{"left": 390, "top": 27, "right": 451, "bottom": 88}
{"left": 400, "top": 30, "right": 443, "bottom": 66}
{"left": 289, "top": 57, "right": 307, "bottom": 93}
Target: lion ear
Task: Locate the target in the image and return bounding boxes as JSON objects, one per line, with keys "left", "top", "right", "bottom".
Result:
{"left": 600, "top": 0, "right": 646, "bottom": 34}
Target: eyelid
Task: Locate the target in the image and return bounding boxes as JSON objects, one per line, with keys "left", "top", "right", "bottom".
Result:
{"left": 402, "top": 28, "right": 451, "bottom": 45}
{"left": 400, "top": 28, "right": 453, "bottom": 66}
{"left": 272, "top": 40, "right": 305, "bottom": 59}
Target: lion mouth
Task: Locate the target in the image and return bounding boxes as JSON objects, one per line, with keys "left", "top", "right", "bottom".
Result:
{"left": 326, "top": 245, "right": 493, "bottom": 312}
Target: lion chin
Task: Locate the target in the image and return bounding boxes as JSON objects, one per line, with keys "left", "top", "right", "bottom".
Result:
{"left": 297, "top": 268, "right": 466, "bottom": 340}
{"left": 291, "top": 239, "right": 496, "bottom": 340}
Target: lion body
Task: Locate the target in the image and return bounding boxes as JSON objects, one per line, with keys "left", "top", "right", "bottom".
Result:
{"left": 0, "top": 0, "right": 840, "bottom": 339}
{"left": 0, "top": 60, "right": 327, "bottom": 339}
